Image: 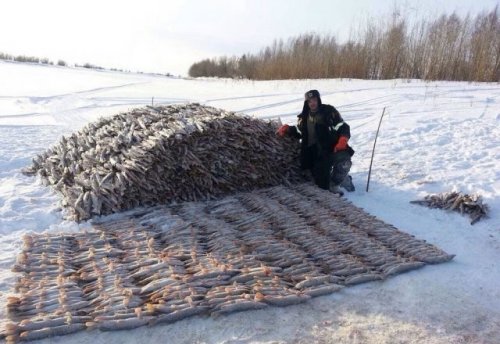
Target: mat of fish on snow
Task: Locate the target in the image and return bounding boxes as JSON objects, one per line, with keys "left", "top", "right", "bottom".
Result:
{"left": 3, "top": 184, "right": 455, "bottom": 342}
{"left": 21, "top": 103, "right": 302, "bottom": 221}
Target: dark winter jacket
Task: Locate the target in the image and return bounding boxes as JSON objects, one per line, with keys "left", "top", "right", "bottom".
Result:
{"left": 288, "top": 103, "right": 352, "bottom": 154}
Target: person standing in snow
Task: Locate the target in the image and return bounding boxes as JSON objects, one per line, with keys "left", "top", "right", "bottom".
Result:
{"left": 277, "top": 89, "right": 354, "bottom": 194}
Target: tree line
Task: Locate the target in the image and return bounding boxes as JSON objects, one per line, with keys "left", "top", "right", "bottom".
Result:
{"left": 0, "top": 52, "right": 176, "bottom": 76}
{"left": 188, "top": 6, "right": 499, "bottom": 82}
{"left": 0, "top": 52, "right": 67, "bottom": 66}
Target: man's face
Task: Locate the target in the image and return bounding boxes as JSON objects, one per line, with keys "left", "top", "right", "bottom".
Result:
{"left": 308, "top": 97, "right": 319, "bottom": 112}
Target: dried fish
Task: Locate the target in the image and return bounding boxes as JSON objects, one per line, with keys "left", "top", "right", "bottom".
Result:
{"left": 344, "top": 273, "right": 383, "bottom": 285}
{"left": 15, "top": 323, "right": 86, "bottom": 342}
{"left": 87, "top": 316, "right": 154, "bottom": 331}
{"left": 22, "top": 104, "right": 302, "bottom": 221}
{"left": 152, "top": 306, "right": 210, "bottom": 325}
{"left": 262, "top": 294, "right": 311, "bottom": 306}
{"left": 212, "top": 300, "right": 268, "bottom": 317}
{"left": 5, "top": 184, "right": 454, "bottom": 341}
{"left": 411, "top": 191, "right": 489, "bottom": 225}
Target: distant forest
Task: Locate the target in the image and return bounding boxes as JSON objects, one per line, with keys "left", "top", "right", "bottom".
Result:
{"left": 0, "top": 53, "right": 174, "bottom": 77}
{"left": 188, "top": 6, "right": 499, "bottom": 82}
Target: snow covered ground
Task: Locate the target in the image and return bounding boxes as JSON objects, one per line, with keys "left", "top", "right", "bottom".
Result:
{"left": 0, "top": 60, "right": 499, "bottom": 343}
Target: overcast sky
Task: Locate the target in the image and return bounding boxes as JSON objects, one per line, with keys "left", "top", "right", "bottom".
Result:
{"left": 1, "top": 0, "right": 498, "bottom": 75}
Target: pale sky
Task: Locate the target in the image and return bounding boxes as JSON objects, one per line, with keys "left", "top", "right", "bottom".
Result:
{"left": 1, "top": 0, "right": 498, "bottom": 75}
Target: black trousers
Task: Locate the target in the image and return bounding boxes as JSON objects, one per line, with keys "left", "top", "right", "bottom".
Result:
{"left": 301, "top": 145, "right": 334, "bottom": 190}
{"left": 301, "top": 146, "right": 352, "bottom": 190}
{"left": 331, "top": 151, "right": 352, "bottom": 186}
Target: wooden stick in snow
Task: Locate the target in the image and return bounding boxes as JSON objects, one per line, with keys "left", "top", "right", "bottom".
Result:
{"left": 366, "top": 107, "right": 386, "bottom": 192}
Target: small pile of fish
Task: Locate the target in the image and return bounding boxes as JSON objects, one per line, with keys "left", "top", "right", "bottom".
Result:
{"left": 22, "top": 103, "right": 302, "bottom": 221}
{"left": 4, "top": 184, "right": 455, "bottom": 342}
{"left": 410, "top": 191, "right": 489, "bottom": 225}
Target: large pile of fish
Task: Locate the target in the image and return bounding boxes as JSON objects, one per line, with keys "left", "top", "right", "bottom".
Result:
{"left": 410, "top": 191, "right": 489, "bottom": 225}
{"left": 4, "top": 184, "right": 455, "bottom": 342}
{"left": 22, "top": 104, "right": 302, "bottom": 221}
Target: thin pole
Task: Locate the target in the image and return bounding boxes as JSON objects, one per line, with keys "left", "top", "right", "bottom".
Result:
{"left": 366, "top": 107, "right": 386, "bottom": 192}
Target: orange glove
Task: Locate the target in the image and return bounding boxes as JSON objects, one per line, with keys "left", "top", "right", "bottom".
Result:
{"left": 333, "top": 135, "right": 349, "bottom": 152}
{"left": 277, "top": 124, "right": 289, "bottom": 137}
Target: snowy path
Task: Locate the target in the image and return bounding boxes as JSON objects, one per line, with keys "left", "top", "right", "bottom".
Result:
{"left": 0, "top": 60, "right": 499, "bottom": 343}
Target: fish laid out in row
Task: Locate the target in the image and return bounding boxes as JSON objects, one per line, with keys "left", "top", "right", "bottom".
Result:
{"left": 410, "top": 191, "right": 489, "bottom": 225}
{"left": 22, "top": 103, "right": 302, "bottom": 221}
{"left": 4, "top": 184, "right": 454, "bottom": 342}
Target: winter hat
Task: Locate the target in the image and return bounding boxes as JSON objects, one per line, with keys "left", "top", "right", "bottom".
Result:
{"left": 305, "top": 89, "right": 321, "bottom": 101}
{"left": 301, "top": 89, "right": 322, "bottom": 115}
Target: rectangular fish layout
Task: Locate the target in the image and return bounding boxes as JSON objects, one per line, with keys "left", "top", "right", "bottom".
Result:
{"left": 4, "top": 184, "right": 454, "bottom": 342}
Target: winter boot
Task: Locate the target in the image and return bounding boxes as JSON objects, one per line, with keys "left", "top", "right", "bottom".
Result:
{"left": 340, "top": 175, "right": 355, "bottom": 192}
{"left": 330, "top": 184, "right": 344, "bottom": 196}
